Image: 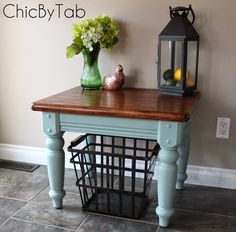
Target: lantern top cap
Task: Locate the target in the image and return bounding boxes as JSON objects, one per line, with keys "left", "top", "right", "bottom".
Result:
{"left": 159, "top": 5, "right": 199, "bottom": 40}
{"left": 170, "top": 4, "right": 195, "bottom": 24}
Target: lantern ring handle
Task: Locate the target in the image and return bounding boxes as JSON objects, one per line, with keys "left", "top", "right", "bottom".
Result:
{"left": 189, "top": 5, "right": 195, "bottom": 25}
{"left": 169, "top": 4, "right": 195, "bottom": 25}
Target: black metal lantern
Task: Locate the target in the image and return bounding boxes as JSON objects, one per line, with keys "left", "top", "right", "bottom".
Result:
{"left": 157, "top": 5, "right": 200, "bottom": 96}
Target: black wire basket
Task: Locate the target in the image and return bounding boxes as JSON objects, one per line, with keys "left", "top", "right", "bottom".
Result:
{"left": 68, "top": 134, "right": 159, "bottom": 219}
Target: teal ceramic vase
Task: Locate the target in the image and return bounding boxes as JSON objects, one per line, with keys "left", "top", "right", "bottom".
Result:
{"left": 81, "top": 45, "right": 102, "bottom": 90}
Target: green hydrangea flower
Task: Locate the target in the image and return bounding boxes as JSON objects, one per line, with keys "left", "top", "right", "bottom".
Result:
{"left": 66, "top": 15, "right": 120, "bottom": 58}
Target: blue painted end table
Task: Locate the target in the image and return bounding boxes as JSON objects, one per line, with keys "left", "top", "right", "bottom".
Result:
{"left": 32, "top": 87, "right": 199, "bottom": 227}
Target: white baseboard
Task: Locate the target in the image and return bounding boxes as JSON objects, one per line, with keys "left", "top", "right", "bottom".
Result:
{"left": 0, "top": 143, "right": 74, "bottom": 169}
{"left": 0, "top": 144, "right": 47, "bottom": 166}
{"left": 185, "top": 165, "right": 236, "bottom": 189}
{"left": 0, "top": 143, "right": 235, "bottom": 189}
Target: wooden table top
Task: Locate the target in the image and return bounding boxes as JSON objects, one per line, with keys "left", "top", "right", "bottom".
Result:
{"left": 32, "top": 87, "right": 200, "bottom": 122}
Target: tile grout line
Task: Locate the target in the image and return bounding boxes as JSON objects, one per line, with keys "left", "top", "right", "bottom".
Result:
{"left": 0, "top": 179, "right": 89, "bottom": 231}
{"left": 9, "top": 184, "right": 93, "bottom": 231}
{"left": 88, "top": 212, "right": 159, "bottom": 226}
{"left": 152, "top": 199, "right": 236, "bottom": 220}
{"left": 0, "top": 182, "right": 49, "bottom": 203}
{"left": 0, "top": 184, "right": 50, "bottom": 229}
{"left": 74, "top": 210, "right": 159, "bottom": 231}
{"left": 174, "top": 207, "right": 236, "bottom": 219}
{"left": 0, "top": 184, "right": 79, "bottom": 231}
{"left": 26, "top": 183, "right": 50, "bottom": 202}
{"left": 1, "top": 166, "right": 235, "bottom": 231}
{"left": 0, "top": 195, "right": 28, "bottom": 203}
{"left": 11, "top": 217, "right": 74, "bottom": 232}
{"left": 0, "top": 199, "right": 31, "bottom": 228}
{"left": 25, "top": 183, "right": 50, "bottom": 203}
{"left": 74, "top": 213, "right": 92, "bottom": 231}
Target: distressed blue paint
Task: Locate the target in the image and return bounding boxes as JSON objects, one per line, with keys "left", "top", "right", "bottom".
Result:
{"left": 176, "top": 120, "right": 192, "bottom": 190}
{"left": 42, "top": 113, "right": 192, "bottom": 227}
{"left": 156, "top": 121, "right": 183, "bottom": 227}
{"left": 43, "top": 112, "right": 66, "bottom": 208}
{"left": 60, "top": 114, "right": 158, "bottom": 140}
{"left": 157, "top": 121, "right": 183, "bottom": 147}
{"left": 43, "top": 113, "right": 60, "bottom": 136}
{"left": 46, "top": 134, "right": 66, "bottom": 208}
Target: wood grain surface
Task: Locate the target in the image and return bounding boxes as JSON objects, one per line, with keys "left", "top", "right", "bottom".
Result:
{"left": 32, "top": 87, "right": 200, "bottom": 122}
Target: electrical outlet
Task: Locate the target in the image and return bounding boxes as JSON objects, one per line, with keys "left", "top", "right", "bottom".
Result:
{"left": 216, "top": 117, "right": 231, "bottom": 139}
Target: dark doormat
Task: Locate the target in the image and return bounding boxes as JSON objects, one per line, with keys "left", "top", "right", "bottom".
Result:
{"left": 0, "top": 160, "right": 40, "bottom": 172}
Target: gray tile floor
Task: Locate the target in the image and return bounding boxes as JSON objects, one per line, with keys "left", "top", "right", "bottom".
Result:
{"left": 0, "top": 166, "right": 235, "bottom": 232}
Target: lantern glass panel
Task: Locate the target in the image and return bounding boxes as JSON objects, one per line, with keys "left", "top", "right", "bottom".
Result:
{"left": 174, "top": 41, "right": 182, "bottom": 71}
{"left": 160, "top": 40, "right": 182, "bottom": 87}
{"left": 160, "top": 41, "right": 171, "bottom": 86}
{"left": 186, "top": 41, "right": 198, "bottom": 88}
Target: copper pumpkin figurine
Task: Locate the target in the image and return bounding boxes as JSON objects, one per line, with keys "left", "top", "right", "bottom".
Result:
{"left": 103, "top": 64, "right": 125, "bottom": 90}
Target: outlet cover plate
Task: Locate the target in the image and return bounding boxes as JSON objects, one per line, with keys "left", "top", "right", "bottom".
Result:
{"left": 216, "top": 117, "right": 231, "bottom": 139}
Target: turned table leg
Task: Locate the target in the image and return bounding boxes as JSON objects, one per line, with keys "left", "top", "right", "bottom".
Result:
{"left": 156, "top": 121, "right": 183, "bottom": 227}
{"left": 176, "top": 120, "right": 192, "bottom": 190}
{"left": 43, "top": 113, "right": 66, "bottom": 209}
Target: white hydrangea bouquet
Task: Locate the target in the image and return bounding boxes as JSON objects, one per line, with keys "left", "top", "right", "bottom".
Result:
{"left": 66, "top": 15, "right": 120, "bottom": 58}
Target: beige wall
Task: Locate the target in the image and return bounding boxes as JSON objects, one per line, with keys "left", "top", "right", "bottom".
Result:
{"left": 0, "top": 0, "right": 235, "bottom": 169}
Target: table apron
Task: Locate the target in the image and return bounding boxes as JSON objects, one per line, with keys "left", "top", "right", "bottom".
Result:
{"left": 59, "top": 113, "right": 158, "bottom": 140}
{"left": 42, "top": 112, "right": 187, "bottom": 143}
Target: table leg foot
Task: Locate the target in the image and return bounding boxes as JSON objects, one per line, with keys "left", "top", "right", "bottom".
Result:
{"left": 176, "top": 177, "right": 186, "bottom": 190}
{"left": 49, "top": 189, "right": 66, "bottom": 209}
{"left": 46, "top": 133, "right": 66, "bottom": 209}
{"left": 156, "top": 206, "right": 174, "bottom": 227}
{"left": 157, "top": 148, "right": 179, "bottom": 227}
